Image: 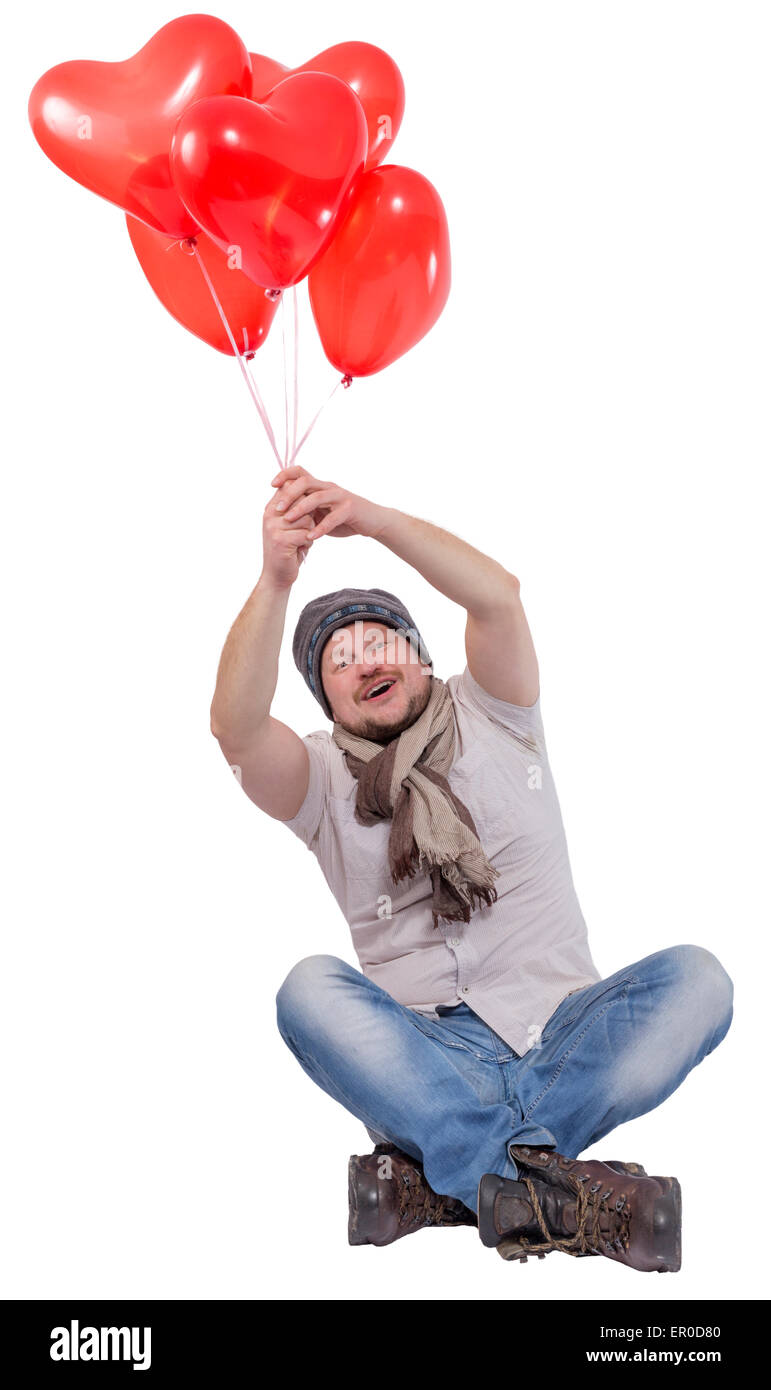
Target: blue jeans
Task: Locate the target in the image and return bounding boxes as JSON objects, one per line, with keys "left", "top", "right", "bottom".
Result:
{"left": 275, "top": 944, "right": 733, "bottom": 1213}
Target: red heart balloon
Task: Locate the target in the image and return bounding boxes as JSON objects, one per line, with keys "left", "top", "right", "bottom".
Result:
{"left": 308, "top": 165, "right": 451, "bottom": 377}
{"left": 126, "top": 218, "right": 278, "bottom": 358}
{"left": 249, "top": 54, "right": 290, "bottom": 94}
{"left": 250, "top": 42, "right": 405, "bottom": 171}
{"left": 28, "top": 15, "right": 252, "bottom": 237}
{"left": 171, "top": 74, "right": 368, "bottom": 290}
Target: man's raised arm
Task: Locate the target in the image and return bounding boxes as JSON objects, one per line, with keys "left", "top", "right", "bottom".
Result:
{"left": 376, "top": 512, "right": 539, "bottom": 708}
{"left": 209, "top": 491, "right": 316, "bottom": 820}
{"left": 274, "top": 465, "right": 539, "bottom": 707}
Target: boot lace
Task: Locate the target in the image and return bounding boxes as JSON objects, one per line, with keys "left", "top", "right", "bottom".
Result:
{"left": 397, "top": 1170, "right": 471, "bottom": 1228}
{"left": 513, "top": 1171, "right": 632, "bottom": 1260}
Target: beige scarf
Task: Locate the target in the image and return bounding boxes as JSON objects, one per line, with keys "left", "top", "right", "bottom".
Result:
{"left": 332, "top": 676, "right": 499, "bottom": 927}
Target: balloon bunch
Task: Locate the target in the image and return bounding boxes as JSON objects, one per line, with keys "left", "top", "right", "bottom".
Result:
{"left": 28, "top": 15, "right": 451, "bottom": 468}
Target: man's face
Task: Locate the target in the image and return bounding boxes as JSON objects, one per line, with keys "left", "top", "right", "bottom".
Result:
{"left": 320, "top": 621, "right": 432, "bottom": 740}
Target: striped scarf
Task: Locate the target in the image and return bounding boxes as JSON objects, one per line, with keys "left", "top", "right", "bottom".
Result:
{"left": 332, "top": 676, "right": 499, "bottom": 927}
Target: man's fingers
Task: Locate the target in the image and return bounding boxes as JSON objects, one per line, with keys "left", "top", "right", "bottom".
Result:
{"left": 265, "top": 505, "right": 314, "bottom": 533}
{"left": 307, "top": 506, "right": 346, "bottom": 540}
{"left": 274, "top": 474, "right": 326, "bottom": 514}
{"left": 269, "top": 522, "right": 312, "bottom": 542}
{"left": 289, "top": 513, "right": 315, "bottom": 535}
{"left": 271, "top": 465, "right": 306, "bottom": 484}
{"left": 270, "top": 464, "right": 320, "bottom": 487}
{"left": 280, "top": 533, "right": 313, "bottom": 561}
{"left": 283, "top": 488, "right": 340, "bottom": 524}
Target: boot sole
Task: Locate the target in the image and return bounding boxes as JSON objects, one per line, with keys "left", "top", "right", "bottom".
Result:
{"left": 651, "top": 1178, "right": 682, "bottom": 1273}
{"left": 477, "top": 1173, "right": 514, "bottom": 1248}
{"left": 348, "top": 1156, "right": 375, "bottom": 1246}
{"left": 349, "top": 1156, "right": 400, "bottom": 1246}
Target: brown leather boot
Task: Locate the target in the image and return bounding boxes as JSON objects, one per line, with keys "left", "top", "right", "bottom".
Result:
{"left": 478, "top": 1146, "right": 681, "bottom": 1272}
{"left": 348, "top": 1143, "right": 477, "bottom": 1246}
{"left": 490, "top": 1159, "right": 649, "bottom": 1263}
{"left": 348, "top": 1145, "right": 646, "bottom": 1251}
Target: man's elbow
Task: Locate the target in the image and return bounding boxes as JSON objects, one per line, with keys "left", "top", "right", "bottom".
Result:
{"left": 210, "top": 702, "right": 227, "bottom": 744}
{"left": 503, "top": 571, "right": 521, "bottom": 600}
{"left": 210, "top": 714, "right": 242, "bottom": 770}
{"left": 210, "top": 708, "right": 271, "bottom": 763}
{"left": 489, "top": 569, "right": 522, "bottom": 612}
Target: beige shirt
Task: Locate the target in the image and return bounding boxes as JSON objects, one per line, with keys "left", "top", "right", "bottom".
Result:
{"left": 282, "top": 665, "right": 602, "bottom": 1056}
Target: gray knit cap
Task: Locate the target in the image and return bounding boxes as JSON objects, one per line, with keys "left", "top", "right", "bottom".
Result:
{"left": 292, "top": 587, "right": 433, "bottom": 720}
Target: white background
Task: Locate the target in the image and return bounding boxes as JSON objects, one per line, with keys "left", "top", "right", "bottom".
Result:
{"left": 4, "top": 0, "right": 769, "bottom": 1302}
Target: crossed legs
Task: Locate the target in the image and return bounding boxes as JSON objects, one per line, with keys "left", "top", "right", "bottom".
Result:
{"left": 275, "top": 946, "right": 733, "bottom": 1214}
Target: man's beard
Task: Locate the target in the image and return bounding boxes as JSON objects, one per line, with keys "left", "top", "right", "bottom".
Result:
{"left": 340, "top": 675, "right": 432, "bottom": 742}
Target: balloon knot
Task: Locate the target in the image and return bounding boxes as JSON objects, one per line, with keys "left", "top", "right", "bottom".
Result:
{"left": 264, "top": 287, "right": 282, "bottom": 301}
{"left": 180, "top": 237, "right": 197, "bottom": 256}
{"left": 341, "top": 374, "right": 353, "bottom": 389}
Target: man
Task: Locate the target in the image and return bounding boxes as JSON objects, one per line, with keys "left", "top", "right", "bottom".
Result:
{"left": 210, "top": 463, "right": 733, "bottom": 1271}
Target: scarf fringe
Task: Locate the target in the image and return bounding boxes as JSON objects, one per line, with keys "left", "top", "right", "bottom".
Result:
{"left": 390, "top": 842, "right": 499, "bottom": 928}
{"left": 430, "top": 883, "right": 499, "bottom": 930}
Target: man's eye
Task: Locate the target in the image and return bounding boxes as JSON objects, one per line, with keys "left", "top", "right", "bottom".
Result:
{"left": 337, "top": 660, "right": 349, "bottom": 670}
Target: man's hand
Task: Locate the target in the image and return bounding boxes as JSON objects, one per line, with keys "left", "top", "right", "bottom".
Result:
{"left": 271, "top": 464, "right": 393, "bottom": 541}
{"left": 262, "top": 484, "right": 316, "bottom": 590}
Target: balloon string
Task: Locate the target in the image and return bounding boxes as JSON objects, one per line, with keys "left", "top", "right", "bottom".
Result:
{"left": 280, "top": 287, "right": 300, "bottom": 467}
{"left": 281, "top": 292, "right": 290, "bottom": 467}
{"left": 291, "top": 285, "right": 299, "bottom": 462}
{"left": 291, "top": 375, "right": 351, "bottom": 465}
{"left": 189, "top": 241, "right": 283, "bottom": 469}
{"left": 242, "top": 356, "right": 283, "bottom": 468}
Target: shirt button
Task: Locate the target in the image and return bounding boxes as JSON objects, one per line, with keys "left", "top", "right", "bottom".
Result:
{"left": 461, "top": 985, "right": 470, "bottom": 993}
{"left": 451, "top": 937, "right": 461, "bottom": 947}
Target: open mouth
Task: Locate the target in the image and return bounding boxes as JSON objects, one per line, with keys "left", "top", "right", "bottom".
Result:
{"left": 362, "top": 679, "right": 397, "bottom": 703}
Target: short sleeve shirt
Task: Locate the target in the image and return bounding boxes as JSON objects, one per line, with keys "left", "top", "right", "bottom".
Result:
{"left": 281, "top": 665, "right": 602, "bottom": 1056}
